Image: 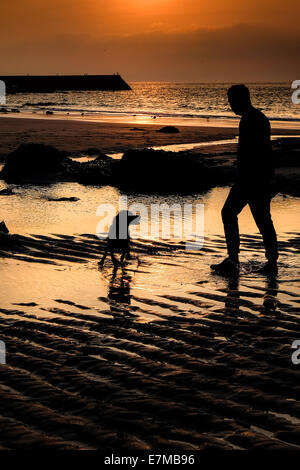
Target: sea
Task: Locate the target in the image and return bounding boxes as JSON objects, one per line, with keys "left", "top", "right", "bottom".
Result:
{"left": 4, "top": 82, "right": 300, "bottom": 124}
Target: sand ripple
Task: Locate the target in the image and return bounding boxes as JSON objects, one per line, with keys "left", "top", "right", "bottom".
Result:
{"left": 0, "top": 232, "right": 300, "bottom": 449}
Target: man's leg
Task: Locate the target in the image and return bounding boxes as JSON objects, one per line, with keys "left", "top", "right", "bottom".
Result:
{"left": 221, "top": 185, "right": 247, "bottom": 261}
{"left": 249, "top": 192, "right": 278, "bottom": 273}
{"left": 211, "top": 185, "right": 247, "bottom": 274}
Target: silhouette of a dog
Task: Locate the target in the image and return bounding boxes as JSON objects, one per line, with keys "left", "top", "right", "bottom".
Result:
{"left": 99, "top": 210, "right": 140, "bottom": 267}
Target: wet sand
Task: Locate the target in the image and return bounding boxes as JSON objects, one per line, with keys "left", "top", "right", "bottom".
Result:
{"left": 0, "top": 114, "right": 299, "bottom": 156}
{"left": 0, "top": 232, "right": 300, "bottom": 450}
{"left": 0, "top": 115, "right": 237, "bottom": 156}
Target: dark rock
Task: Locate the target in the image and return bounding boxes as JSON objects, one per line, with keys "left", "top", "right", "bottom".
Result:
{"left": 45, "top": 110, "right": 54, "bottom": 115}
{"left": 0, "top": 143, "right": 237, "bottom": 192}
{"left": 11, "top": 108, "right": 20, "bottom": 113}
{"left": 46, "top": 196, "right": 80, "bottom": 202}
{"left": 94, "top": 153, "right": 112, "bottom": 162}
{"left": 117, "top": 147, "right": 236, "bottom": 193}
{"left": 74, "top": 154, "right": 119, "bottom": 185}
{"left": 84, "top": 148, "right": 104, "bottom": 156}
{"left": 0, "top": 143, "right": 66, "bottom": 183}
{"left": 157, "top": 126, "right": 180, "bottom": 134}
{"left": 0, "top": 107, "right": 8, "bottom": 113}
{"left": 272, "top": 138, "right": 300, "bottom": 167}
{"left": 0, "top": 221, "right": 12, "bottom": 248}
{"left": 13, "top": 302, "right": 38, "bottom": 307}
{"left": 118, "top": 148, "right": 208, "bottom": 193}
{"left": 0, "top": 221, "right": 9, "bottom": 233}
{"left": 0, "top": 188, "right": 15, "bottom": 196}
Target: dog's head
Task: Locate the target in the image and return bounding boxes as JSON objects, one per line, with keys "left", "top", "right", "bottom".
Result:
{"left": 108, "top": 210, "right": 140, "bottom": 240}
{"left": 127, "top": 212, "right": 140, "bottom": 226}
{"left": 116, "top": 210, "right": 140, "bottom": 226}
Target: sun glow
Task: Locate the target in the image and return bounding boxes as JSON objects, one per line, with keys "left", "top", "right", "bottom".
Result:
{"left": 129, "top": 0, "right": 179, "bottom": 12}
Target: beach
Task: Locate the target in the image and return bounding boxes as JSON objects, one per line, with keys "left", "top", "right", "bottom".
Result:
{"left": 0, "top": 114, "right": 241, "bottom": 156}
{"left": 1, "top": 231, "right": 300, "bottom": 450}
{"left": 0, "top": 112, "right": 300, "bottom": 450}
{"left": 1, "top": 113, "right": 300, "bottom": 156}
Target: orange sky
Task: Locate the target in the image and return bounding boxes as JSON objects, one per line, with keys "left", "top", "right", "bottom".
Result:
{"left": 1, "top": 0, "right": 300, "bottom": 80}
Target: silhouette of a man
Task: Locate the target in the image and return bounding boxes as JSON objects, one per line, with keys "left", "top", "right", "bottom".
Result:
{"left": 211, "top": 84, "right": 278, "bottom": 275}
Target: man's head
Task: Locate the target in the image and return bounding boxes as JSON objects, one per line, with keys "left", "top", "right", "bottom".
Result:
{"left": 227, "top": 84, "right": 251, "bottom": 115}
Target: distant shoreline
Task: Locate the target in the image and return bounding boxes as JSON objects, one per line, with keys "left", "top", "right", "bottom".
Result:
{"left": 2, "top": 109, "right": 300, "bottom": 128}
{"left": 1, "top": 110, "right": 300, "bottom": 133}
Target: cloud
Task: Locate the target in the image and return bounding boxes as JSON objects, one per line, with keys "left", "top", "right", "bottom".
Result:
{"left": 1, "top": 24, "right": 299, "bottom": 81}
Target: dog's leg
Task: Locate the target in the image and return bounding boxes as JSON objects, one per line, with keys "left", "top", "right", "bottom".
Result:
{"left": 120, "top": 249, "right": 127, "bottom": 264}
{"left": 125, "top": 246, "right": 141, "bottom": 266}
{"left": 99, "top": 245, "right": 108, "bottom": 268}
{"left": 111, "top": 264, "right": 118, "bottom": 280}
{"left": 110, "top": 248, "right": 120, "bottom": 267}
{"left": 120, "top": 247, "right": 130, "bottom": 264}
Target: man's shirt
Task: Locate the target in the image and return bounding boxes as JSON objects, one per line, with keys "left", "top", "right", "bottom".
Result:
{"left": 237, "top": 106, "right": 273, "bottom": 187}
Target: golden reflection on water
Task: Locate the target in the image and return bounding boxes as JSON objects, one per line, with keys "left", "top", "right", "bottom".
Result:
{"left": 0, "top": 183, "right": 299, "bottom": 319}
{"left": 0, "top": 182, "right": 299, "bottom": 237}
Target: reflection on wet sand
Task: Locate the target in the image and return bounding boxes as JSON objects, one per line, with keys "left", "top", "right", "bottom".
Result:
{"left": 108, "top": 266, "right": 132, "bottom": 305}
{"left": 221, "top": 274, "right": 279, "bottom": 313}
{"left": 106, "top": 266, "right": 134, "bottom": 320}
{"left": 0, "top": 230, "right": 299, "bottom": 449}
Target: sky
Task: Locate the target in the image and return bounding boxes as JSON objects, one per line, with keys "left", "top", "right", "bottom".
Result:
{"left": 1, "top": 0, "right": 300, "bottom": 81}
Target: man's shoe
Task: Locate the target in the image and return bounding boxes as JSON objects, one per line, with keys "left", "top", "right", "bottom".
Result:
{"left": 257, "top": 261, "right": 278, "bottom": 275}
{"left": 210, "top": 257, "right": 239, "bottom": 276}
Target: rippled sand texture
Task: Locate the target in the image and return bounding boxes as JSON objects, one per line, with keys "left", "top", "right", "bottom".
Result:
{"left": 0, "top": 232, "right": 300, "bottom": 450}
